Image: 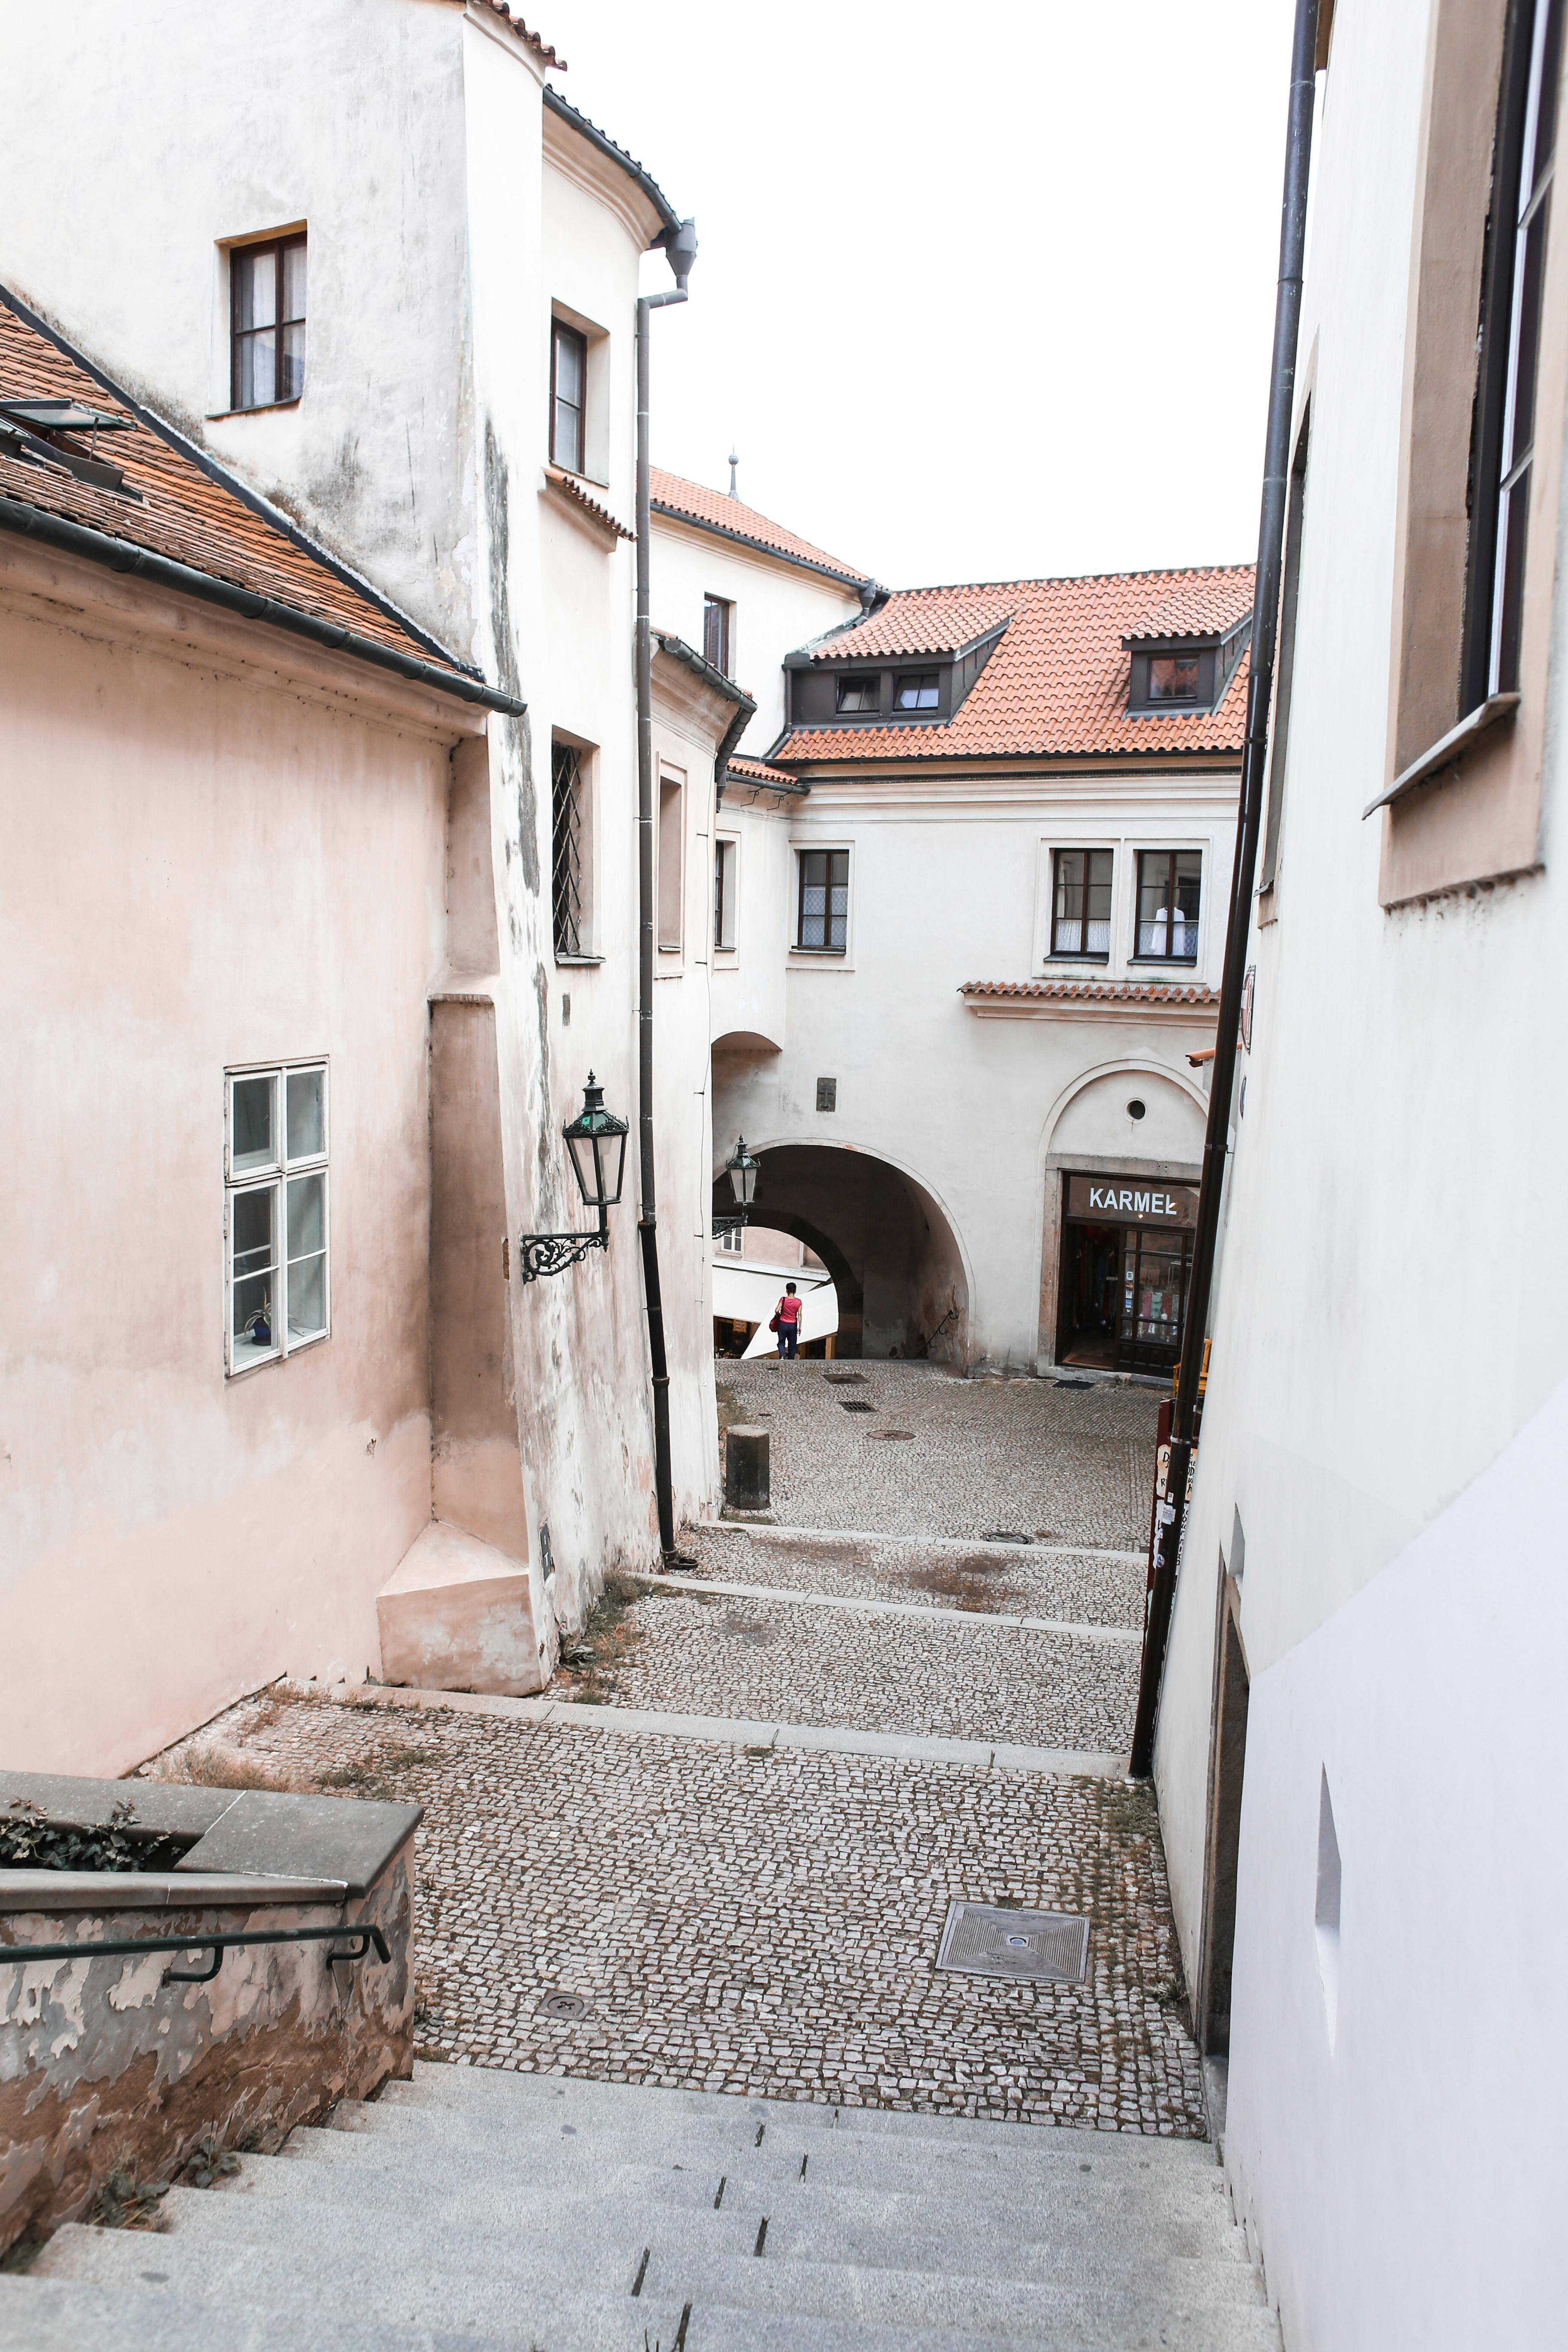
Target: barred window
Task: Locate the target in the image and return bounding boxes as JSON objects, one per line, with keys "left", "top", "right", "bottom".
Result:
{"left": 551, "top": 739, "right": 585, "bottom": 957}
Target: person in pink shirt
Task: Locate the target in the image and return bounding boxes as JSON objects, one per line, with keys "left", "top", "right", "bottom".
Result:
{"left": 773, "top": 1281, "right": 802, "bottom": 1361}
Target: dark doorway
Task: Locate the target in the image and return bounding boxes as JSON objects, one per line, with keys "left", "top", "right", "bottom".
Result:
{"left": 1060, "top": 1222, "right": 1120, "bottom": 1367}
{"left": 1198, "top": 1559, "right": 1250, "bottom": 2059}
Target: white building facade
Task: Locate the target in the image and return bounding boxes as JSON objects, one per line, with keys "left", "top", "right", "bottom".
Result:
{"left": 671, "top": 536, "right": 1250, "bottom": 1372}
{"left": 1151, "top": 2, "right": 1568, "bottom": 2345}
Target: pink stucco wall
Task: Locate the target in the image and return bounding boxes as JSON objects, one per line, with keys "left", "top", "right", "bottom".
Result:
{"left": 0, "top": 558, "right": 463, "bottom": 1774}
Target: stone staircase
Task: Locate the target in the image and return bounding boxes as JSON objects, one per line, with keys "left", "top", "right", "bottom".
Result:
{"left": 0, "top": 2064, "right": 1279, "bottom": 2351}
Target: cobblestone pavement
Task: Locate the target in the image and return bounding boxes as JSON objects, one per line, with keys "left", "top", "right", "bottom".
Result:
{"left": 717, "top": 1360, "right": 1161, "bottom": 1548}
{"left": 695, "top": 1523, "right": 1146, "bottom": 1630}
{"left": 147, "top": 1694, "right": 1204, "bottom": 2136}
{"left": 553, "top": 1584, "right": 1137, "bottom": 1752}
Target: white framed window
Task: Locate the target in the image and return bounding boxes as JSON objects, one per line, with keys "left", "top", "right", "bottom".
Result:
{"left": 658, "top": 764, "right": 686, "bottom": 955}
{"left": 225, "top": 1059, "right": 330, "bottom": 1375}
{"left": 718, "top": 1224, "right": 744, "bottom": 1254}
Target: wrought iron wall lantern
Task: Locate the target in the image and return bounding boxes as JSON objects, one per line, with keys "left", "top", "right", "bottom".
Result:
{"left": 516, "top": 1072, "right": 628, "bottom": 1283}
{"left": 713, "top": 1134, "right": 760, "bottom": 1240}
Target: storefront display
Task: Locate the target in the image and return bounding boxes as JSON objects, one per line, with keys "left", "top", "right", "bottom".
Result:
{"left": 1058, "top": 1173, "right": 1197, "bottom": 1373}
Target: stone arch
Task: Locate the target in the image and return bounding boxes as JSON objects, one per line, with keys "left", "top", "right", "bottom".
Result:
{"left": 715, "top": 1137, "right": 972, "bottom": 1363}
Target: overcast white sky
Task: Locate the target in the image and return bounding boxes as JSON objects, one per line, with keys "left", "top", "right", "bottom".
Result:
{"left": 541, "top": 0, "right": 1297, "bottom": 590}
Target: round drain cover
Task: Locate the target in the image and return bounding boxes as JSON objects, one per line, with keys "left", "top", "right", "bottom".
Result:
{"left": 538, "top": 1989, "right": 587, "bottom": 2019}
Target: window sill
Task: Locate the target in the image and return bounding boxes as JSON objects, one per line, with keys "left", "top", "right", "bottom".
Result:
{"left": 1362, "top": 692, "right": 1520, "bottom": 818}
{"left": 790, "top": 947, "right": 848, "bottom": 959}
{"left": 1128, "top": 957, "right": 1200, "bottom": 970}
{"left": 554, "top": 952, "right": 604, "bottom": 967}
{"left": 207, "top": 398, "right": 303, "bottom": 422}
{"left": 1043, "top": 956, "right": 1112, "bottom": 968}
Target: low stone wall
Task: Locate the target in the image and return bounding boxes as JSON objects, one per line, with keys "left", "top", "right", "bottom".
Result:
{"left": 0, "top": 1775, "right": 420, "bottom": 2254}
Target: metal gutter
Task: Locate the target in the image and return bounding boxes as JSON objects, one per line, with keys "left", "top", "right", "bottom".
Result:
{"left": 543, "top": 86, "right": 681, "bottom": 235}
{"left": 0, "top": 494, "right": 527, "bottom": 716}
{"left": 0, "top": 283, "right": 475, "bottom": 677}
{"left": 1361, "top": 692, "right": 1519, "bottom": 817}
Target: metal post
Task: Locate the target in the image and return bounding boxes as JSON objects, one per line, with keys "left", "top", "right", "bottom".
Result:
{"left": 1130, "top": 0, "right": 1320, "bottom": 1777}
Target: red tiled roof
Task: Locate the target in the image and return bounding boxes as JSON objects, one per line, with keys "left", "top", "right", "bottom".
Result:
{"left": 546, "top": 464, "right": 634, "bottom": 540}
{"left": 462, "top": 2, "right": 565, "bottom": 67}
{"left": 725, "top": 753, "right": 806, "bottom": 790}
{"left": 0, "top": 289, "right": 472, "bottom": 679}
{"left": 1122, "top": 583, "right": 1254, "bottom": 644}
{"left": 810, "top": 593, "right": 1015, "bottom": 660}
{"left": 650, "top": 469, "right": 868, "bottom": 587}
{"left": 961, "top": 980, "right": 1219, "bottom": 1005}
{"left": 775, "top": 567, "right": 1255, "bottom": 763}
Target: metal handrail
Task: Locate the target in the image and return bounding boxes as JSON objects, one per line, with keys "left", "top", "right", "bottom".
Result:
{"left": 0, "top": 1920, "right": 390, "bottom": 1984}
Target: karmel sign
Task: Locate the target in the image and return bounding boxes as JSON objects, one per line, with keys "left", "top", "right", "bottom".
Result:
{"left": 1065, "top": 1176, "right": 1198, "bottom": 1227}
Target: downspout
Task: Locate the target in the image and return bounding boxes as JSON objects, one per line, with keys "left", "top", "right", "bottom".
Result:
{"left": 1129, "top": 0, "right": 1320, "bottom": 1776}
{"left": 635, "top": 218, "right": 698, "bottom": 1568}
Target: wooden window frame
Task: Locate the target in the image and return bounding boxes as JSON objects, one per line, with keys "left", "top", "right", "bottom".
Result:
{"left": 550, "top": 319, "right": 587, "bottom": 473}
{"left": 1461, "top": 0, "right": 1564, "bottom": 709}
{"left": 714, "top": 835, "right": 738, "bottom": 954}
{"left": 703, "top": 595, "right": 733, "bottom": 677}
{"left": 1050, "top": 847, "right": 1115, "bottom": 961}
{"left": 1132, "top": 849, "right": 1202, "bottom": 964}
{"left": 230, "top": 233, "right": 307, "bottom": 413}
{"left": 796, "top": 848, "right": 850, "bottom": 954}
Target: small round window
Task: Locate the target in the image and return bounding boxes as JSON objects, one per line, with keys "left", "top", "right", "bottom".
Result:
{"left": 1127, "top": 1098, "right": 1147, "bottom": 1121}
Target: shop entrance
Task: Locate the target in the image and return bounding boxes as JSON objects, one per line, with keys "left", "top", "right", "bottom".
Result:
{"left": 1058, "top": 1174, "right": 1197, "bottom": 1375}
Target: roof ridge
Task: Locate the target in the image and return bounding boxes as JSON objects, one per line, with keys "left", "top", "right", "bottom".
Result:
{"left": 878, "top": 563, "right": 1254, "bottom": 597}
{"left": 0, "top": 282, "right": 477, "bottom": 677}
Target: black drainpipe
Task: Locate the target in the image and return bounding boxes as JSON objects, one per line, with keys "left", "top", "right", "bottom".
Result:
{"left": 635, "top": 220, "right": 698, "bottom": 1568}
{"left": 1130, "top": 0, "right": 1320, "bottom": 1776}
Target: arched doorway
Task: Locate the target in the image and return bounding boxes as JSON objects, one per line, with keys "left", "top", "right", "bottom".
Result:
{"left": 714, "top": 1142, "right": 970, "bottom": 1363}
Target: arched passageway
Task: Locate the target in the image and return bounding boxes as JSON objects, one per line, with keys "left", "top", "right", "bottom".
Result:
{"left": 714, "top": 1144, "right": 969, "bottom": 1363}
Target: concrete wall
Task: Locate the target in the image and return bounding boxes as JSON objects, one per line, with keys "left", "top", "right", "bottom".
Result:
{"left": 1152, "top": 2, "right": 1568, "bottom": 2340}
{"left": 0, "top": 552, "right": 453, "bottom": 1775}
{"left": 712, "top": 771, "right": 1233, "bottom": 1366}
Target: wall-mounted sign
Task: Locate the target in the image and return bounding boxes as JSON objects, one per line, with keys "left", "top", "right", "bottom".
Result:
{"left": 1066, "top": 1175, "right": 1198, "bottom": 1227}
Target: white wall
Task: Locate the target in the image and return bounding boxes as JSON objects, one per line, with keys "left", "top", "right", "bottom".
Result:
{"left": 651, "top": 512, "right": 862, "bottom": 754}
{"left": 714, "top": 767, "right": 1234, "bottom": 1366}
{"left": 0, "top": 0, "right": 477, "bottom": 649}
{"left": 1152, "top": 0, "right": 1568, "bottom": 2338}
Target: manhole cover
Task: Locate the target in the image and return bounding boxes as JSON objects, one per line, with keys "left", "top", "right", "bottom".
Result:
{"left": 936, "top": 1902, "right": 1089, "bottom": 1985}
{"left": 538, "top": 1989, "right": 587, "bottom": 2019}
{"left": 824, "top": 1372, "right": 868, "bottom": 1384}
{"left": 840, "top": 1400, "right": 876, "bottom": 1413}
{"left": 870, "top": 1430, "right": 915, "bottom": 1440}
{"left": 981, "top": 1530, "right": 1032, "bottom": 1544}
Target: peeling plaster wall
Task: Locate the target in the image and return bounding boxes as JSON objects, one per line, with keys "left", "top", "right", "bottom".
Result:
{"left": 0, "top": 0, "right": 477, "bottom": 650}
{"left": 0, "top": 1842, "right": 414, "bottom": 2255}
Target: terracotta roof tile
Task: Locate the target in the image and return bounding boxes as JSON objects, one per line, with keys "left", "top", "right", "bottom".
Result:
{"left": 650, "top": 469, "right": 868, "bottom": 587}
{"left": 808, "top": 593, "right": 1015, "bottom": 660}
{"left": 725, "top": 753, "right": 806, "bottom": 790}
{"left": 1122, "top": 583, "right": 1254, "bottom": 643}
{"left": 462, "top": 2, "right": 565, "bottom": 67}
{"left": 775, "top": 567, "right": 1254, "bottom": 763}
{"left": 961, "top": 980, "right": 1219, "bottom": 1005}
{"left": 0, "top": 289, "right": 471, "bottom": 678}
{"left": 545, "top": 463, "right": 634, "bottom": 540}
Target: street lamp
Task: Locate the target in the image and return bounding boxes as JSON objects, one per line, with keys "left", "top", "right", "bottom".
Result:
{"left": 516, "top": 1072, "right": 628, "bottom": 1283}
{"left": 714, "top": 1134, "right": 760, "bottom": 1240}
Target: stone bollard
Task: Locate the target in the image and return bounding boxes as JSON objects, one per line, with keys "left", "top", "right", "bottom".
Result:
{"left": 723, "top": 1423, "right": 771, "bottom": 1518}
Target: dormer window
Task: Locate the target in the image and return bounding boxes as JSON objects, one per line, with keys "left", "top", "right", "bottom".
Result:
{"left": 836, "top": 677, "right": 880, "bottom": 714}
{"left": 894, "top": 672, "right": 940, "bottom": 710}
{"left": 1148, "top": 655, "right": 1201, "bottom": 702}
